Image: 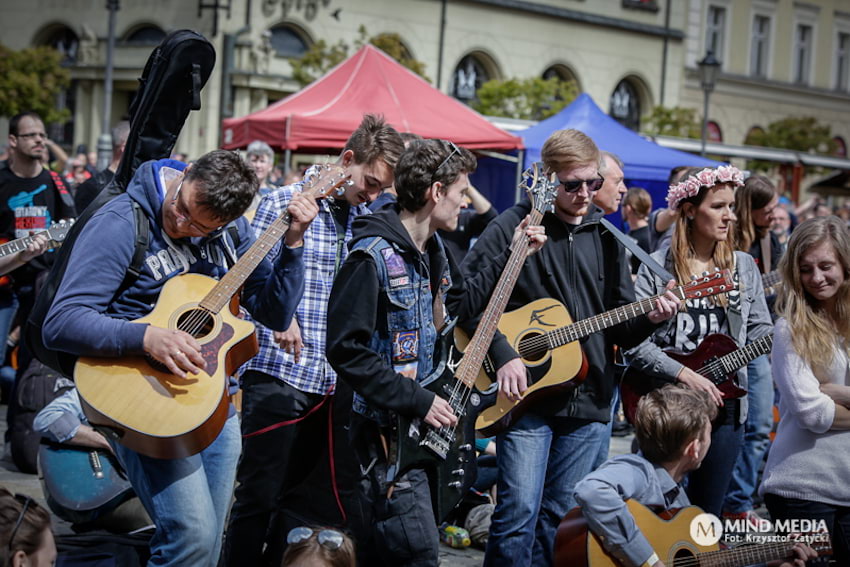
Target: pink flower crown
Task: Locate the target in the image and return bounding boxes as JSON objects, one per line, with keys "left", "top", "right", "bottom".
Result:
{"left": 666, "top": 165, "right": 745, "bottom": 211}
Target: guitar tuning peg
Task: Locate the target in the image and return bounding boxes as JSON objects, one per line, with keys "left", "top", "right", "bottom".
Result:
{"left": 691, "top": 274, "right": 698, "bottom": 281}
{"left": 702, "top": 271, "right": 709, "bottom": 276}
{"left": 714, "top": 267, "right": 720, "bottom": 272}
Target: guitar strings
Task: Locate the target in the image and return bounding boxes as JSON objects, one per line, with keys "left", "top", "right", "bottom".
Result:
{"left": 664, "top": 538, "right": 818, "bottom": 567}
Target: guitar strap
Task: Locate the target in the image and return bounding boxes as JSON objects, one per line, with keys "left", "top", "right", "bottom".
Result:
{"left": 759, "top": 234, "right": 772, "bottom": 274}
{"left": 600, "top": 218, "right": 674, "bottom": 282}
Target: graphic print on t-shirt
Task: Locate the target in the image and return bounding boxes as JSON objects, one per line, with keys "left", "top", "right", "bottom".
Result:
{"left": 8, "top": 185, "right": 51, "bottom": 239}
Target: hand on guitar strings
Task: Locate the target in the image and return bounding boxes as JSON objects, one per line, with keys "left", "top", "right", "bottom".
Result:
{"left": 274, "top": 318, "right": 303, "bottom": 363}
{"left": 284, "top": 190, "right": 320, "bottom": 247}
{"left": 424, "top": 394, "right": 458, "bottom": 428}
{"left": 676, "top": 366, "right": 724, "bottom": 406}
{"left": 20, "top": 231, "right": 51, "bottom": 263}
{"left": 143, "top": 326, "right": 206, "bottom": 378}
{"left": 646, "top": 279, "right": 681, "bottom": 324}
{"left": 513, "top": 215, "right": 547, "bottom": 257}
{"left": 776, "top": 541, "right": 818, "bottom": 567}
{"left": 495, "top": 357, "right": 528, "bottom": 403}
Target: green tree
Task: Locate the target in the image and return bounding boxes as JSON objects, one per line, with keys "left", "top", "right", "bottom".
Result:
{"left": 471, "top": 77, "right": 578, "bottom": 120}
{"left": 744, "top": 116, "right": 836, "bottom": 172}
{"left": 0, "top": 44, "right": 70, "bottom": 124}
{"left": 290, "top": 26, "right": 429, "bottom": 87}
{"left": 641, "top": 106, "right": 701, "bottom": 139}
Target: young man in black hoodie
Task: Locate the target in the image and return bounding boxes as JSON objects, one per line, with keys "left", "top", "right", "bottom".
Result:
{"left": 462, "top": 129, "right": 681, "bottom": 567}
{"left": 326, "top": 139, "right": 545, "bottom": 565}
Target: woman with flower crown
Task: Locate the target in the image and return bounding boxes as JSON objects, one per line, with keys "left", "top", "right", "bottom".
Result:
{"left": 624, "top": 165, "right": 774, "bottom": 517}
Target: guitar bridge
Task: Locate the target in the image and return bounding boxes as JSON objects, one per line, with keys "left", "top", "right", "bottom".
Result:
{"left": 421, "top": 429, "right": 451, "bottom": 460}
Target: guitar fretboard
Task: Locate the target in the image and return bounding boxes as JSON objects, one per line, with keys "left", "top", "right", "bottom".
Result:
{"left": 696, "top": 537, "right": 830, "bottom": 567}
{"left": 0, "top": 230, "right": 58, "bottom": 258}
{"left": 708, "top": 334, "right": 774, "bottom": 377}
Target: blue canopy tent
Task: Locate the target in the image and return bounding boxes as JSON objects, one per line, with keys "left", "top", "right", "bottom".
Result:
{"left": 518, "top": 93, "right": 721, "bottom": 226}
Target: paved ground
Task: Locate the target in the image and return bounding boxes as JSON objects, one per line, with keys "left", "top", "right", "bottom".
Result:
{"left": 0, "top": 402, "right": 638, "bottom": 566}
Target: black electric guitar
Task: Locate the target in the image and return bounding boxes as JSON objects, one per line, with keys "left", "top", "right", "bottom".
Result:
{"left": 387, "top": 163, "right": 559, "bottom": 522}
{"left": 0, "top": 219, "right": 75, "bottom": 289}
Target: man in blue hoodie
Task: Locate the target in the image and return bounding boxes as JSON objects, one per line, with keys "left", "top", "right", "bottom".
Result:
{"left": 42, "top": 149, "right": 317, "bottom": 567}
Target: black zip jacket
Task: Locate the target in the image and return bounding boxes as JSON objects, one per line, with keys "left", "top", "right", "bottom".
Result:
{"left": 461, "top": 202, "right": 657, "bottom": 422}
{"left": 326, "top": 206, "right": 511, "bottom": 420}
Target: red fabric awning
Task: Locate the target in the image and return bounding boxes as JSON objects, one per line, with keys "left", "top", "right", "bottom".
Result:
{"left": 221, "top": 45, "right": 523, "bottom": 152}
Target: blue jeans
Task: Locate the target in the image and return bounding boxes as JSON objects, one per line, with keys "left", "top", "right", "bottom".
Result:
{"left": 114, "top": 413, "right": 240, "bottom": 567}
{"left": 686, "top": 400, "right": 744, "bottom": 517}
{"left": 0, "top": 294, "right": 17, "bottom": 404}
{"left": 484, "top": 414, "right": 608, "bottom": 567}
{"left": 724, "top": 355, "right": 773, "bottom": 514}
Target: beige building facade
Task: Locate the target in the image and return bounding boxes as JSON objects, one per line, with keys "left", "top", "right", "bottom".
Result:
{"left": 1, "top": 0, "right": 848, "bottom": 170}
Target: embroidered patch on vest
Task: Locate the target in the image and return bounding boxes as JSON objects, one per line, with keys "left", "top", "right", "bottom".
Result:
{"left": 389, "top": 276, "right": 410, "bottom": 287}
{"left": 381, "top": 247, "right": 407, "bottom": 278}
{"left": 394, "top": 362, "right": 418, "bottom": 380}
{"left": 392, "top": 330, "right": 419, "bottom": 362}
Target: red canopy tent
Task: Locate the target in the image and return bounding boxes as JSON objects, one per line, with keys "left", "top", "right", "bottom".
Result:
{"left": 221, "top": 44, "right": 523, "bottom": 152}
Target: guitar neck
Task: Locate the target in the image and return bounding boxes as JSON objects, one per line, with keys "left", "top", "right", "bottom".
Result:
{"left": 540, "top": 287, "right": 687, "bottom": 350}
{"left": 198, "top": 213, "right": 291, "bottom": 313}
{"left": 699, "top": 333, "right": 774, "bottom": 377}
{"left": 698, "top": 538, "right": 820, "bottom": 567}
{"left": 0, "top": 230, "right": 55, "bottom": 258}
{"left": 455, "top": 209, "right": 544, "bottom": 387}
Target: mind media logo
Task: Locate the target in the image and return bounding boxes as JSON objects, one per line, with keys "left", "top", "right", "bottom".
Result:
{"left": 690, "top": 513, "right": 723, "bottom": 546}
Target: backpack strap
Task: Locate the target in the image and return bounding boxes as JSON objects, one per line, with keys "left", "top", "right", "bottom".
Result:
{"left": 48, "top": 170, "right": 75, "bottom": 209}
{"left": 127, "top": 201, "right": 150, "bottom": 280}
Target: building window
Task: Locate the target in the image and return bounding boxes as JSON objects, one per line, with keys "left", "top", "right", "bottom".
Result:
{"left": 834, "top": 136, "right": 847, "bottom": 157}
{"left": 453, "top": 55, "right": 492, "bottom": 101}
{"left": 706, "top": 5, "right": 726, "bottom": 57}
{"left": 837, "top": 32, "right": 850, "bottom": 91}
{"left": 751, "top": 15, "right": 770, "bottom": 78}
{"left": 707, "top": 120, "right": 723, "bottom": 143}
{"left": 125, "top": 25, "right": 166, "bottom": 45}
{"left": 609, "top": 80, "right": 641, "bottom": 131}
{"left": 269, "top": 25, "right": 309, "bottom": 58}
{"left": 794, "top": 24, "right": 813, "bottom": 84}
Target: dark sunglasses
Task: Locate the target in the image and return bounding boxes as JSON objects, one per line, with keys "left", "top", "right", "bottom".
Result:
{"left": 7, "top": 494, "right": 33, "bottom": 557}
{"left": 559, "top": 177, "right": 604, "bottom": 193}
{"left": 287, "top": 526, "right": 345, "bottom": 551}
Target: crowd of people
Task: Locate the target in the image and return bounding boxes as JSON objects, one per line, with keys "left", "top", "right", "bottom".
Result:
{"left": 0, "top": 108, "right": 848, "bottom": 567}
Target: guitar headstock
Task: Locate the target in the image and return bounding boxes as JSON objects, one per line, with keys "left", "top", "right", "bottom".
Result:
{"left": 46, "top": 219, "right": 75, "bottom": 244}
{"left": 521, "top": 162, "right": 559, "bottom": 215}
{"left": 301, "top": 164, "right": 352, "bottom": 200}
{"left": 680, "top": 268, "right": 735, "bottom": 300}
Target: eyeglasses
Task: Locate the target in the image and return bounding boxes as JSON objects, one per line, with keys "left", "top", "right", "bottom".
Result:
{"left": 286, "top": 526, "right": 345, "bottom": 551}
{"left": 170, "top": 180, "right": 224, "bottom": 236}
{"left": 7, "top": 494, "right": 33, "bottom": 557}
{"left": 15, "top": 132, "right": 47, "bottom": 140}
{"left": 559, "top": 177, "right": 604, "bottom": 193}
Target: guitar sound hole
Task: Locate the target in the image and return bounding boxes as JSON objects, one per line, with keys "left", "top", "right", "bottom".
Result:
{"left": 177, "top": 309, "right": 215, "bottom": 339}
{"left": 672, "top": 548, "right": 696, "bottom": 566}
{"left": 519, "top": 332, "right": 547, "bottom": 362}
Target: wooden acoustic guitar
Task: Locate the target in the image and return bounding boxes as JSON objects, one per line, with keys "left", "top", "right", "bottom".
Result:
{"left": 555, "top": 499, "right": 832, "bottom": 567}
{"left": 473, "top": 270, "right": 735, "bottom": 436}
{"left": 75, "top": 165, "right": 349, "bottom": 459}
{"left": 620, "top": 333, "right": 774, "bottom": 424}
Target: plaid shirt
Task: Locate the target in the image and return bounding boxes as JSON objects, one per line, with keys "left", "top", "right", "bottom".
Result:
{"left": 242, "top": 172, "right": 370, "bottom": 394}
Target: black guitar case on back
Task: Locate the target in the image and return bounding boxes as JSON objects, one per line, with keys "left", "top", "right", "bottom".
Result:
{"left": 25, "top": 29, "right": 216, "bottom": 377}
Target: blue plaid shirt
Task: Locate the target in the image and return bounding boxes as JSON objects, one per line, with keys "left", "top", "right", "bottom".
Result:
{"left": 242, "top": 172, "right": 371, "bottom": 394}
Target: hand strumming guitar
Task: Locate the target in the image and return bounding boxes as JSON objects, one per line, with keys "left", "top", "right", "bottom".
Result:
{"left": 424, "top": 395, "right": 458, "bottom": 428}
{"left": 143, "top": 326, "right": 206, "bottom": 378}
{"left": 496, "top": 358, "right": 529, "bottom": 403}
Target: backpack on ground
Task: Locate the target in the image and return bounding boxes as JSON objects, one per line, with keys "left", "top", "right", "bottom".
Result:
{"left": 24, "top": 29, "right": 216, "bottom": 377}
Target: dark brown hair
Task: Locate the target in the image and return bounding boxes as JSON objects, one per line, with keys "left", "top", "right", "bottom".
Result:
{"left": 0, "top": 489, "right": 52, "bottom": 566}
{"left": 634, "top": 385, "right": 717, "bottom": 464}
{"left": 185, "top": 149, "right": 258, "bottom": 222}
{"left": 733, "top": 175, "right": 777, "bottom": 252}
{"left": 394, "top": 139, "right": 476, "bottom": 212}
{"left": 281, "top": 529, "right": 356, "bottom": 567}
{"left": 343, "top": 114, "right": 405, "bottom": 169}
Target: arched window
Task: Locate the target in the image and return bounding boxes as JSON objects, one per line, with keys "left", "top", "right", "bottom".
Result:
{"left": 609, "top": 79, "right": 641, "bottom": 131}
{"left": 707, "top": 120, "right": 723, "bottom": 143}
{"left": 125, "top": 25, "right": 166, "bottom": 45}
{"left": 269, "top": 24, "right": 310, "bottom": 58}
{"left": 744, "top": 126, "right": 765, "bottom": 145}
{"left": 39, "top": 25, "right": 80, "bottom": 65}
{"left": 452, "top": 52, "right": 500, "bottom": 102}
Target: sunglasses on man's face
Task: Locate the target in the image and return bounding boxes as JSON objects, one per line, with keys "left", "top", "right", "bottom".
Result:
{"left": 559, "top": 177, "right": 604, "bottom": 193}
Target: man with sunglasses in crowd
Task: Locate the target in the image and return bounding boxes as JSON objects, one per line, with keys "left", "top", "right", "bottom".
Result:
{"left": 43, "top": 149, "right": 318, "bottom": 566}
{"left": 326, "top": 138, "right": 546, "bottom": 565}
{"left": 462, "top": 129, "right": 680, "bottom": 567}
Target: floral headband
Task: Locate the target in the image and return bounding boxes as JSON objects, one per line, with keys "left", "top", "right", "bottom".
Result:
{"left": 666, "top": 165, "right": 745, "bottom": 211}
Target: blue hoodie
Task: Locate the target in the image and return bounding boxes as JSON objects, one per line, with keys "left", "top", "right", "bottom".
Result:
{"left": 43, "top": 159, "right": 304, "bottom": 358}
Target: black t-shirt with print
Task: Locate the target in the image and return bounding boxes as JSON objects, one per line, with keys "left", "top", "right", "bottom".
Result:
{"left": 671, "top": 295, "right": 729, "bottom": 355}
{"left": 0, "top": 165, "right": 76, "bottom": 289}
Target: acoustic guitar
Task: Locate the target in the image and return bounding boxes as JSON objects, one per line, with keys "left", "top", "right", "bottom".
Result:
{"left": 473, "top": 270, "right": 735, "bottom": 436}
{"left": 389, "top": 163, "right": 559, "bottom": 522}
{"left": 75, "top": 165, "right": 349, "bottom": 459}
{"left": 620, "top": 333, "right": 774, "bottom": 424}
{"left": 555, "top": 499, "right": 832, "bottom": 567}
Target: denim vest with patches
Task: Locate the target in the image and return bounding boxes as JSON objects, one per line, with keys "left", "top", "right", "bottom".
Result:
{"left": 351, "top": 235, "right": 453, "bottom": 426}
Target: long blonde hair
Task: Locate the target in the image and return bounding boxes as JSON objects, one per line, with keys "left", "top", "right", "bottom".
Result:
{"left": 671, "top": 169, "right": 736, "bottom": 306}
{"left": 776, "top": 216, "right": 850, "bottom": 373}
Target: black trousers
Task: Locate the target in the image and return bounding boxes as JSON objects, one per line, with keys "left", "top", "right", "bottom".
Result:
{"left": 224, "top": 371, "right": 326, "bottom": 567}
{"left": 765, "top": 493, "right": 850, "bottom": 565}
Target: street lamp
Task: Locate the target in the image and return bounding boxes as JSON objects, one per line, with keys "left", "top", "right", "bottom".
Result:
{"left": 96, "top": 0, "right": 120, "bottom": 171}
{"left": 698, "top": 50, "right": 721, "bottom": 157}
